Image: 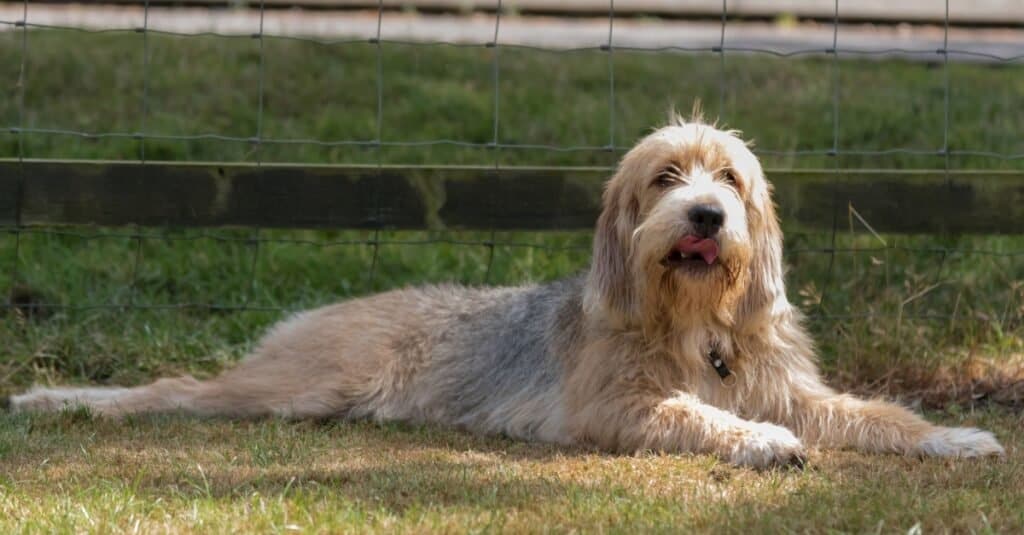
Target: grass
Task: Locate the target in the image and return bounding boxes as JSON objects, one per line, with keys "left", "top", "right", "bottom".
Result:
{"left": 1, "top": 408, "right": 1023, "bottom": 533}
{"left": 2, "top": 29, "right": 1024, "bottom": 170}
{"left": 3, "top": 228, "right": 1022, "bottom": 403}
{"left": 0, "top": 27, "right": 1022, "bottom": 533}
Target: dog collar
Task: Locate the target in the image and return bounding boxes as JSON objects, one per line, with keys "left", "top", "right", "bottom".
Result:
{"left": 707, "top": 346, "right": 732, "bottom": 380}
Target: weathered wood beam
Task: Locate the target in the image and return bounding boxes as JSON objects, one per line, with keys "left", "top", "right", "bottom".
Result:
{"left": 1, "top": 161, "right": 1021, "bottom": 234}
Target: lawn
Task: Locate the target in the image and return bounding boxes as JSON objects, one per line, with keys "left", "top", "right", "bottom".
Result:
{"left": 0, "top": 25, "right": 1022, "bottom": 533}
{"left": 1, "top": 408, "right": 1022, "bottom": 533}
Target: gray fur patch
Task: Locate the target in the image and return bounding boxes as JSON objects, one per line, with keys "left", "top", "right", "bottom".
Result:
{"left": 400, "top": 276, "right": 586, "bottom": 441}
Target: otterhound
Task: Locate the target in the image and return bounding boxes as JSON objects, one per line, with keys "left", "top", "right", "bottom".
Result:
{"left": 9, "top": 115, "right": 1004, "bottom": 467}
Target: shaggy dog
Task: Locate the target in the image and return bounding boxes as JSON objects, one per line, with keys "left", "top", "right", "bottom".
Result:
{"left": 9, "top": 115, "right": 1004, "bottom": 468}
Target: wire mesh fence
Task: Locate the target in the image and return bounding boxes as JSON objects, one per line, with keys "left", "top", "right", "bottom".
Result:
{"left": 3, "top": 3, "right": 1024, "bottom": 163}
{"left": 0, "top": 0, "right": 1022, "bottom": 389}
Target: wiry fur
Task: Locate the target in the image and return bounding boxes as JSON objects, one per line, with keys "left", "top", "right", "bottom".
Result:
{"left": 9, "top": 117, "right": 1004, "bottom": 468}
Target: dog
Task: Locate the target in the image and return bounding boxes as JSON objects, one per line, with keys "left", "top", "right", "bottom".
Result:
{"left": 8, "top": 114, "right": 1004, "bottom": 468}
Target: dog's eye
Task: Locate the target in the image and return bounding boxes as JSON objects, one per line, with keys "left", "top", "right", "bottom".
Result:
{"left": 653, "top": 165, "right": 683, "bottom": 188}
{"left": 720, "top": 169, "right": 739, "bottom": 186}
{"left": 653, "top": 173, "right": 676, "bottom": 188}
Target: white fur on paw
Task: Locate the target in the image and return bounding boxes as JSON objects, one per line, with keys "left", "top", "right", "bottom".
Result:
{"left": 728, "top": 422, "right": 806, "bottom": 469}
{"left": 917, "top": 427, "right": 1005, "bottom": 458}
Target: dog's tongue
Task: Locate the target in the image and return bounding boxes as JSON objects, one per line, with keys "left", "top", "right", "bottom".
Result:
{"left": 677, "top": 235, "right": 719, "bottom": 264}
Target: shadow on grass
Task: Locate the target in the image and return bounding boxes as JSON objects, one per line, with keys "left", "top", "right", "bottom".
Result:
{"left": 1, "top": 410, "right": 1021, "bottom": 531}
{"left": 0, "top": 411, "right": 612, "bottom": 514}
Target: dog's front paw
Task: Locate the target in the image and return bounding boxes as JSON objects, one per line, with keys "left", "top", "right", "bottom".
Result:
{"left": 917, "top": 427, "right": 1005, "bottom": 458}
{"left": 727, "top": 422, "right": 806, "bottom": 469}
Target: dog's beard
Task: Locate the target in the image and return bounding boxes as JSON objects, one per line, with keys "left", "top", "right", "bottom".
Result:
{"left": 628, "top": 205, "right": 754, "bottom": 330}
{"left": 633, "top": 237, "right": 751, "bottom": 330}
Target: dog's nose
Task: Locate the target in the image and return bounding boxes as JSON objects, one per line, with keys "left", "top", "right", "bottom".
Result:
{"left": 688, "top": 204, "right": 725, "bottom": 237}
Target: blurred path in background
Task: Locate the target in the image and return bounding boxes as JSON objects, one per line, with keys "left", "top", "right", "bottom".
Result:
{"left": 1, "top": 4, "right": 1022, "bottom": 63}
{"left": 5, "top": 0, "right": 1023, "bottom": 24}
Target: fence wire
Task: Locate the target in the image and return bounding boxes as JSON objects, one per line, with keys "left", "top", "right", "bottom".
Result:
{"left": 1, "top": 9, "right": 1024, "bottom": 158}
{"left": 0, "top": 0, "right": 1022, "bottom": 329}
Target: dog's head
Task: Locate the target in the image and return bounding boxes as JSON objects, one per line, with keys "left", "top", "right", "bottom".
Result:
{"left": 585, "top": 113, "right": 786, "bottom": 331}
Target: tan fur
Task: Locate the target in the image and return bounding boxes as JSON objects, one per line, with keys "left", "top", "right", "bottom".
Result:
{"left": 10, "top": 114, "right": 1004, "bottom": 468}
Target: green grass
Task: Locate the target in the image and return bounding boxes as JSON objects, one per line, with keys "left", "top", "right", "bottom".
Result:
{"left": 0, "top": 28, "right": 1023, "bottom": 533}
{"left": 2, "top": 29, "right": 1024, "bottom": 170}
{"left": 2, "top": 228, "right": 1022, "bottom": 397}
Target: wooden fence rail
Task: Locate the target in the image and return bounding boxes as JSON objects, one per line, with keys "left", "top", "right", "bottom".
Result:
{"left": 2, "top": 161, "right": 1022, "bottom": 234}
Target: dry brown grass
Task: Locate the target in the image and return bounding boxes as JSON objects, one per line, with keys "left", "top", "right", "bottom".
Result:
{"left": 832, "top": 353, "right": 1024, "bottom": 411}
{"left": 1, "top": 408, "right": 1022, "bottom": 533}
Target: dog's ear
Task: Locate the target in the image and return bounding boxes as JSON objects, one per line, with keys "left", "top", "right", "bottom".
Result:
{"left": 585, "top": 174, "right": 640, "bottom": 324}
{"left": 736, "top": 176, "right": 788, "bottom": 326}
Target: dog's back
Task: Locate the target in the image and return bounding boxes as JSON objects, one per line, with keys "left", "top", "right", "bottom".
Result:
{"left": 10, "top": 277, "right": 585, "bottom": 444}
{"left": 404, "top": 277, "right": 584, "bottom": 442}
